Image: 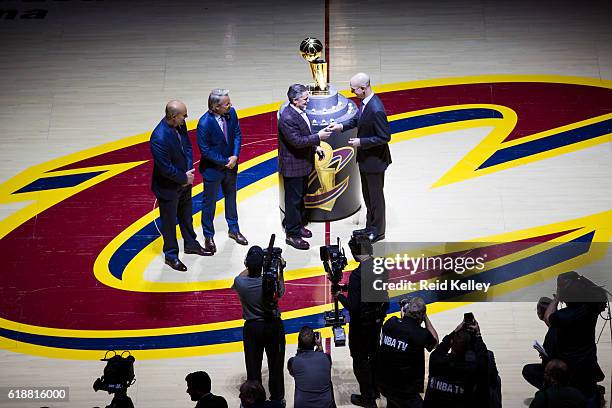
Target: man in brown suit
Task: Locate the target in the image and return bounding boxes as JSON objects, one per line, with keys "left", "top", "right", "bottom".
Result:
{"left": 278, "top": 84, "right": 332, "bottom": 250}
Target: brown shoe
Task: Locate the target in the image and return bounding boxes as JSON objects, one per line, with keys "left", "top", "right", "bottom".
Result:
{"left": 204, "top": 237, "right": 216, "bottom": 253}
{"left": 299, "top": 227, "right": 312, "bottom": 238}
{"left": 286, "top": 236, "right": 310, "bottom": 250}
{"left": 184, "top": 246, "right": 214, "bottom": 256}
{"left": 228, "top": 231, "right": 248, "bottom": 245}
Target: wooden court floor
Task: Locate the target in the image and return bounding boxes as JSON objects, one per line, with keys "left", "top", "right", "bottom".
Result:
{"left": 0, "top": 1, "right": 611, "bottom": 407}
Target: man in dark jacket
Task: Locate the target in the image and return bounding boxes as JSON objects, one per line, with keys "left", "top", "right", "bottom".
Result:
{"left": 185, "top": 371, "right": 227, "bottom": 408}
{"left": 277, "top": 84, "right": 332, "bottom": 250}
{"left": 423, "top": 321, "right": 489, "bottom": 408}
{"left": 337, "top": 230, "right": 388, "bottom": 407}
{"left": 377, "top": 297, "right": 438, "bottom": 408}
{"left": 150, "top": 100, "right": 211, "bottom": 272}
{"left": 529, "top": 359, "right": 587, "bottom": 408}
{"left": 328, "top": 73, "right": 391, "bottom": 242}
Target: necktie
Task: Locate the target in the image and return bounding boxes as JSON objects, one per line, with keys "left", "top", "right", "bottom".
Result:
{"left": 221, "top": 116, "right": 228, "bottom": 143}
{"left": 359, "top": 102, "right": 365, "bottom": 115}
{"left": 175, "top": 129, "right": 184, "bottom": 152}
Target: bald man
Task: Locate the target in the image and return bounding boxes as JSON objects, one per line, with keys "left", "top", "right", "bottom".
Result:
{"left": 150, "top": 100, "right": 212, "bottom": 272}
{"left": 328, "top": 73, "right": 391, "bottom": 242}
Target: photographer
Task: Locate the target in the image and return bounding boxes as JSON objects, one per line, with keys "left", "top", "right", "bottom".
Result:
{"left": 336, "top": 230, "right": 389, "bottom": 408}
{"left": 523, "top": 296, "right": 558, "bottom": 390}
{"left": 232, "top": 245, "right": 286, "bottom": 404}
{"left": 423, "top": 318, "right": 491, "bottom": 408}
{"left": 287, "top": 326, "right": 335, "bottom": 408}
{"left": 543, "top": 272, "right": 606, "bottom": 407}
{"left": 376, "top": 297, "right": 438, "bottom": 408}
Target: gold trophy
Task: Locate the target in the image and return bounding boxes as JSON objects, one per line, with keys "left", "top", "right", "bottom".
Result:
{"left": 300, "top": 37, "right": 328, "bottom": 94}
{"left": 314, "top": 142, "right": 335, "bottom": 195}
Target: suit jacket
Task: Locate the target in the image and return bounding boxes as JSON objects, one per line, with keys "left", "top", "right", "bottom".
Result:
{"left": 343, "top": 94, "right": 392, "bottom": 173}
{"left": 150, "top": 119, "right": 193, "bottom": 201}
{"left": 278, "top": 105, "right": 320, "bottom": 177}
{"left": 195, "top": 393, "right": 228, "bottom": 408}
{"left": 196, "top": 107, "right": 242, "bottom": 181}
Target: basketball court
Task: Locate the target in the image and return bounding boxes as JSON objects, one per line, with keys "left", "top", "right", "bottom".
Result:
{"left": 0, "top": 1, "right": 610, "bottom": 406}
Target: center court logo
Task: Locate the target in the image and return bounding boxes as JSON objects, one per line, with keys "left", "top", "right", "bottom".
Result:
{"left": 0, "top": 75, "right": 610, "bottom": 359}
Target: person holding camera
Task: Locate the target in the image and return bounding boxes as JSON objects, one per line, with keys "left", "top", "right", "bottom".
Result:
{"left": 523, "top": 296, "right": 558, "bottom": 390}
{"left": 543, "top": 272, "right": 606, "bottom": 407}
{"left": 232, "top": 245, "right": 286, "bottom": 405}
{"left": 376, "top": 297, "right": 438, "bottom": 408}
{"left": 287, "top": 326, "right": 335, "bottom": 408}
{"left": 423, "top": 317, "right": 491, "bottom": 408}
{"left": 336, "top": 230, "right": 389, "bottom": 408}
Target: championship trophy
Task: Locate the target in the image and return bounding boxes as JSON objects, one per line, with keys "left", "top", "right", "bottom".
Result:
{"left": 278, "top": 38, "right": 361, "bottom": 222}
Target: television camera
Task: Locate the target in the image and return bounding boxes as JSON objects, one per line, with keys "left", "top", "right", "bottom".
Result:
{"left": 92, "top": 350, "right": 135, "bottom": 408}
{"left": 320, "top": 237, "right": 349, "bottom": 346}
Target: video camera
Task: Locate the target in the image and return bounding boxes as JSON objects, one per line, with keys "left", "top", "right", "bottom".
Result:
{"left": 93, "top": 351, "right": 135, "bottom": 408}
{"left": 320, "top": 238, "right": 349, "bottom": 347}
{"left": 262, "top": 234, "right": 286, "bottom": 304}
{"left": 557, "top": 271, "right": 610, "bottom": 312}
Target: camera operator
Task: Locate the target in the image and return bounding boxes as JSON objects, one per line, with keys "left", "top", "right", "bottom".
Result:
{"left": 523, "top": 296, "right": 558, "bottom": 390}
{"left": 376, "top": 297, "right": 438, "bottom": 408}
{"left": 543, "top": 272, "right": 606, "bottom": 407}
{"left": 423, "top": 318, "right": 491, "bottom": 408}
{"left": 232, "top": 245, "right": 286, "bottom": 404}
{"left": 287, "top": 326, "right": 335, "bottom": 408}
{"left": 336, "top": 230, "right": 389, "bottom": 408}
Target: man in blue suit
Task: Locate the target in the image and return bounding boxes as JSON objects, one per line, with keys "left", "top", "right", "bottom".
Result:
{"left": 328, "top": 73, "right": 392, "bottom": 242}
{"left": 150, "top": 100, "right": 212, "bottom": 272}
{"left": 197, "top": 89, "right": 248, "bottom": 254}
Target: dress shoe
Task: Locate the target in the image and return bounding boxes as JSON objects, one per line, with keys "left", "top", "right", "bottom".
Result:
{"left": 204, "top": 237, "right": 216, "bottom": 253}
{"left": 286, "top": 236, "right": 310, "bottom": 250}
{"left": 228, "top": 231, "right": 248, "bottom": 245}
{"left": 299, "top": 227, "right": 312, "bottom": 238}
{"left": 372, "top": 234, "right": 385, "bottom": 243}
{"left": 350, "top": 394, "right": 376, "bottom": 408}
{"left": 184, "top": 246, "right": 213, "bottom": 256}
{"left": 165, "top": 258, "right": 187, "bottom": 272}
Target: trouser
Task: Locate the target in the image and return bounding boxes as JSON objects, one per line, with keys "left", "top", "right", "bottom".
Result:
{"left": 522, "top": 363, "right": 545, "bottom": 390}
{"left": 157, "top": 186, "right": 199, "bottom": 260}
{"left": 243, "top": 319, "right": 286, "bottom": 401}
{"left": 386, "top": 393, "right": 423, "bottom": 408}
{"left": 282, "top": 175, "right": 307, "bottom": 237}
{"left": 201, "top": 170, "right": 239, "bottom": 238}
{"left": 360, "top": 172, "right": 386, "bottom": 236}
{"left": 349, "top": 321, "right": 382, "bottom": 400}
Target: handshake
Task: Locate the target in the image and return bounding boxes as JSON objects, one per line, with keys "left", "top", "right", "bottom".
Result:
{"left": 317, "top": 123, "right": 342, "bottom": 140}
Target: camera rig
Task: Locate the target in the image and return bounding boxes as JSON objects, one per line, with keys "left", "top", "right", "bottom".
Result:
{"left": 320, "top": 237, "right": 349, "bottom": 346}
{"left": 262, "top": 234, "right": 286, "bottom": 305}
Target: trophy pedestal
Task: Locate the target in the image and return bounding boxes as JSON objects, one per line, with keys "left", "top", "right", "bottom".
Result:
{"left": 278, "top": 86, "right": 361, "bottom": 222}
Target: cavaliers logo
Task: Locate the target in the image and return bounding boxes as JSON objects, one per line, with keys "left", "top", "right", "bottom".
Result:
{"left": 305, "top": 142, "right": 354, "bottom": 211}
{"left": 0, "top": 75, "right": 610, "bottom": 359}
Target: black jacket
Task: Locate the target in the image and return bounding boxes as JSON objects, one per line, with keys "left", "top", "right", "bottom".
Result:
{"left": 342, "top": 94, "right": 392, "bottom": 173}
